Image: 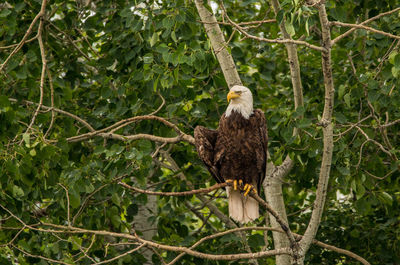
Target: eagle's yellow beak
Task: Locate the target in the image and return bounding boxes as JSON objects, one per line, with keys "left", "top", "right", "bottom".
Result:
{"left": 227, "top": 91, "right": 240, "bottom": 102}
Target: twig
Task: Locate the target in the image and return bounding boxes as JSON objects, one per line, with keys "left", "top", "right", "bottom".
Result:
{"left": 58, "top": 183, "right": 71, "bottom": 226}
{"left": 332, "top": 7, "right": 400, "bottom": 45}
{"left": 250, "top": 192, "right": 299, "bottom": 257}
{"left": 149, "top": 92, "right": 166, "bottom": 115}
{"left": 119, "top": 182, "right": 228, "bottom": 196}
{"left": 92, "top": 243, "right": 147, "bottom": 265}
{"left": 47, "top": 20, "right": 91, "bottom": 61}
{"left": 44, "top": 66, "right": 56, "bottom": 139}
{"left": 167, "top": 226, "right": 282, "bottom": 265}
{"left": 0, "top": 36, "right": 37, "bottom": 50}
{"left": 9, "top": 98, "right": 95, "bottom": 132}
{"left": 25, "top": 13, "right": 47, "bottom": 135}
{"left": 363, "top": 168, "right": 397, "bottom": 180}
{"left": 0, "top": 0, "right": 48, "bottom": 72}
{"left": 354, "top": 126, "right": 392, "bottom": 157}
{"left": 72, "top": 183, "right": 109, "bottom": 225}
{"left": 198, "top": 19, "right": 276, "bottom": 26}
{"left": 219, "top": 2, "right": 325, "bottom": 52}
{"left": 11, "top": 244, "right": 72, "bottom": 265}
{"left": 1, "top": 204, "right": 370, "bottom": 265}
{"left": 330, "top": 21, "right": 400, "bottom": 40}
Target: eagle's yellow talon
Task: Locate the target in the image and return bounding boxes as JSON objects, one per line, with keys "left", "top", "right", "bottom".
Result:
{"left": 244, "top": 184, "right": 254, "bottom": 197}
{"left": 244, "top": 187, "right": 251, "bottom": 196}
{"left": 238, "top": 179, "right": 243, "bottom": 188}
{"left": 233, "top": 180, "right": 238, "bottom": 190}
{"left": 243, "top": 184, "right": 249, "bottom": 192}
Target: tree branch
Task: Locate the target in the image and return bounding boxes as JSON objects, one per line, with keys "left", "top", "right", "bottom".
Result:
{"left": 332, "top": 7, "right": 400, "bottom": 45}
{"left": 330, "top": 21, "right": 400, "bottom": 40}
{"left": 220, "top": 3, "right": 325, "bottom": 52}
{"left": 299, "top": 2, "right": 335, "bottom": 259}
{"left": 119, "top": 181, "right": 228, "bottom": 196}
{"left": 0, "top": 0, "right": 47, "bottom": 72}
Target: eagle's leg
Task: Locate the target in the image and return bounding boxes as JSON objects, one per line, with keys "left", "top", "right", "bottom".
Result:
{"left": 225, "top": 179, "right": 238, "bottom": 190}
{"left": 238, "top": 180, "right": 243, "bottom": 190}
{"left": 243, "top": 184, "right": 256, "bottom": 197}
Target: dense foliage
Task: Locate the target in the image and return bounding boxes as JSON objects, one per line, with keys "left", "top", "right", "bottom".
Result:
{"left": 1, "top": 0, "right": 399, "bottom": 264}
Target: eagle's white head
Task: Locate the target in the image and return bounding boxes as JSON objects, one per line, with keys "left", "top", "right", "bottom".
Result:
{"left": 225, "top": 85, "right": 253, "bottom": 119}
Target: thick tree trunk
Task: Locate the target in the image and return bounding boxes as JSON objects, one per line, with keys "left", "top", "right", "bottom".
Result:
{"left": 136, "top": 195, "right": 157, "bottom": 264}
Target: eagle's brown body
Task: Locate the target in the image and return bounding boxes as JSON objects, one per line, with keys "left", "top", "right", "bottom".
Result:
{"left": 194, "top": 108, "right": 268, "bottom": 223}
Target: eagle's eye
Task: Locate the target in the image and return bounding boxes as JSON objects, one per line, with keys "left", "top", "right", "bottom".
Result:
{"left": 235, "top": 91, "right": 242, "bottom": 95}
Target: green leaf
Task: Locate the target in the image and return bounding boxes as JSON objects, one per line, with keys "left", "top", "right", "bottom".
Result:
{"left": 150, "top": 32, "right": 159, "bottom": 47}
{"left": 338, "top": 85, "right": 346, "bottom": 99}
{"left": 248, "top": 234, "right": 264, "bottom": 248}
{"left": 394, "top": 54, "right": 400, "bottom": 69}
{"left": 23, "top": 133, "right": 30, "bottom": 147}
{"left": 0, "top": 9, "right": 11, "bottom": 18}
{"left": 297, "top": 118, "right": 312, "bottom": 128}
{"left": 284, "top": 20, "right": 295, "bottom": 37}
{"left": 29, "top": 149, "right": 36, "bottom": 157}
{"left": 344, "top": 93, "right": 351, "bottom": 107}
{"left": 69, "top": 190, "right": 81, "bottom": 209}
{"left": 127, "top": 204, "right": 138, "bottom": 216}
{"left": 276, "top": 9, "right": 285, "bottom": 24}
{"left": 379, "top": 192, "right": 393, "bottom": 205}
{"left": 171, "top": 31, "right": 177, "bottom": 42}
{"left": 111, "top": 193, "right": 121, "bottom": 206}
{"left": 12, "top": 185, "right": 25, "bottom": 198}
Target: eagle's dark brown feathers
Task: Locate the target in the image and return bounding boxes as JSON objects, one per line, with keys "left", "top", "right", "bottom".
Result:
{"left": 194, "top": 109, "right": 268, "bottom": 194}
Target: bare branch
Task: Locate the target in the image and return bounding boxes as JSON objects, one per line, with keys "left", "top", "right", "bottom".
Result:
{"left": 0, "top": 0, "right": 47, "bottom": 72}
{"left": 9, "top": 98, "right": 95, "bottom": 132}
{"left": 58, "top": 183, "right": 71, "bottom": 226}
{"left": 44, "top": 66, "right": 56, "bottom": 139}
{"left": 25, "top": 11, "right": 47, "bottom": 135}
{"left": 11, "top": 244, "right": 72, "bottom": 265}
{"left": 199, "top": 19, "right": 276, "bottom": 26}
{"left": 219, "top": 3, "right": 325, "bottom": 52}
{"left": 332, "top": 7, "right": 400, "bottom": 45}
{"left": 119, "top": 181, "right": 228, "bottom": 196}
{"left": 1, "top": 203, "right": 370, "bottom": 265}
{"left": 331, "top": 21, "right": 400, "bottom": 40}
{"left": 92, "top": 243, "right": 147, "bottom": 265}
{"left": 355, "top": 126, "right": 392, "bottom": 157}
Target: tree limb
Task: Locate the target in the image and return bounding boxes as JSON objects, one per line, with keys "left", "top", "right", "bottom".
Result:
{"left": 332, "top": 7, "right": 400, "bottom": 45}
{"left": 299, "top": 3, "right": 335, "bottom": 260}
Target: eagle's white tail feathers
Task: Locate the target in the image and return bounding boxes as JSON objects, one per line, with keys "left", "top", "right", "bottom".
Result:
{"left": 243, "top": 196, "right": 259, "bottom": 223}
{"left": 227, "top": 187, "right": 259, "bottom": 224}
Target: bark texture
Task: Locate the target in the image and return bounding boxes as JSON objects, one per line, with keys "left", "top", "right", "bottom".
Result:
{"left": 298, "top": 3, "right": 335, "bottom": 262}
{"left": 194, "top": 0, "right": 242, "bottom": 88}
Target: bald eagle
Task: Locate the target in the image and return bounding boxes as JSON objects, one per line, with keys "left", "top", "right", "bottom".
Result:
{"left": 194, "top": 85, "right": 268, "bottom": 223}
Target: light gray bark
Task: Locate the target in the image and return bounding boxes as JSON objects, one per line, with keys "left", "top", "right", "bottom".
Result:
{"left": 194, "top": 0, "right": 242, "bottom": 88}
{"left": 135, "top": 195, "right": 157, "bottom": 264}
{"left": 298, "top": 3, "right": 335, "bottom": 262}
